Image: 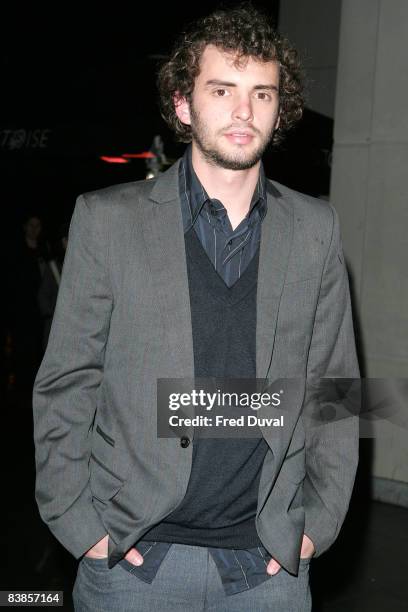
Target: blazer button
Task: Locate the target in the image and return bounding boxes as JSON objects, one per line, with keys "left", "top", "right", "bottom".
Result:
{"left": 180, "top": 436, "right": 190, "bottom": 448}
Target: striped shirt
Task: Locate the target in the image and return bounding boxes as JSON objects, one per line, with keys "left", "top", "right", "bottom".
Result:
{"left": 179, "top": 144, "right": 267, "bottom": 287}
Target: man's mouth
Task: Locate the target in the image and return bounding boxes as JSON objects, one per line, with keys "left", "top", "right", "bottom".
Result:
{"left": 224, "top": 131, "right": 255, "bottom": 144}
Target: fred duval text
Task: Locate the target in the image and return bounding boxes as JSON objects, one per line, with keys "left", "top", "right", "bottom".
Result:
{"left": 168, "top": 415, "right": 284, "bottom": 428}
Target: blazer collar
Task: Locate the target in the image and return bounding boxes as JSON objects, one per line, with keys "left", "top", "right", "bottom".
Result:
{"left": 149, "top": 159, "right": 182, "bottom": 204}
{"left": 148, "top": 156, "right": 283, "bottom": 204}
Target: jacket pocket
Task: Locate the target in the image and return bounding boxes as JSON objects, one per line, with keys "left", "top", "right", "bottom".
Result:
{"left": 90, "top": 424, "right": 126, "bottom": 502}
{"left": 89, "top": 453, "right": 124, "bottom": 502}
{"left": 96, "top": 424, "right": 115, "bottom": 447}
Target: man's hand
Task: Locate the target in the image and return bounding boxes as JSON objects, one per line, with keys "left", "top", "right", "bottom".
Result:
{"left": 84, "top": 534, "right": 109, "bottom": 559}
{"left": 123, "top": 546, "right": 144, "bottom": 566}
{"left": 266, "top": 534, "right": 315, "bottom": 575}
{"left": 84, "top": 534, "right": 144, "bottom": 566}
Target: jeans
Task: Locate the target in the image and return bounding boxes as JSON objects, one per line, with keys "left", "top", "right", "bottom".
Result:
{"left": 72, "top": 542, "right": 311, "bottom": 611}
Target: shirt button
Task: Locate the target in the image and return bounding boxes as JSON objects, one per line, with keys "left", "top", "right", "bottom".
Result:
{"left": 228, "top": 240, "right": 233, "bottom": 246}
{"left": 180, "top": 436, "right": 190, "bottom": 448}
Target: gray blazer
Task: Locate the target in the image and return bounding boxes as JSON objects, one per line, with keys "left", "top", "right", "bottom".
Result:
{"left": 32, "top": 159, "right": 360, "bottom": 574}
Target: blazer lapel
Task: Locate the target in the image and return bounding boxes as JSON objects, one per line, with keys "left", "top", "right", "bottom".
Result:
{"left": 140, "top": 161, "right": 195, "bottom": 427}
{"left": 256, "top": 180, "right": 294, "bottom": 378}
{"left": 256, "top": 181, "right": 294, "bottom": 450}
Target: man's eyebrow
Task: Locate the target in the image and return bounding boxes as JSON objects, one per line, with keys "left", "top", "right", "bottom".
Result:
{"left": 205, "top": 80, "right": 237, "bottom": 87}
{"left": 253, "top": 84, "right": 279, "bottom": 92}
{"left": 205, "top": 79, "right": 279, "bottom": 91}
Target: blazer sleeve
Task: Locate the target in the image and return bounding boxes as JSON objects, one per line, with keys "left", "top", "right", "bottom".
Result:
{"left": 302, "top": 203, "right": 360, "bottom": 556}
{"left": 32, "top": 194, "right": 111, "bottom": 559}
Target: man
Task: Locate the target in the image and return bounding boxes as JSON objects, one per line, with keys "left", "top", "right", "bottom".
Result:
{"left": 33, "top": 4, "right": 360, "bottom": 611}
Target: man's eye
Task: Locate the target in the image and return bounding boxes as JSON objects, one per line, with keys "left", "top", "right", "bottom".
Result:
{"left": 214, "top": 89, "right": 228, "bottom": 96}
{"left": 256, "top": 92, "right": 271, "bottom": 100}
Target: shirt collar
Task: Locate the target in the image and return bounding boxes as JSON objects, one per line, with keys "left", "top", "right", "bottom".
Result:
{"left": 179, "top": 144, "right": 267, "bottom": 233}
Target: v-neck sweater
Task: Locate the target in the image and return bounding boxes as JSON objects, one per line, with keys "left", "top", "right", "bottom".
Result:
{"left": 145, "top": 227, "right": 269, "bottom": 548}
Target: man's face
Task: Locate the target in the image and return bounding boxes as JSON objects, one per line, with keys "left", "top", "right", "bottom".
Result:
{"left": 175, "top": 45, "right": 280, "bottom": 170}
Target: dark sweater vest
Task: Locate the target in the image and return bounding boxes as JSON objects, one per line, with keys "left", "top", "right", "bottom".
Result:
{"left": 145, "top": 227, "right": 269, "bottom": 548}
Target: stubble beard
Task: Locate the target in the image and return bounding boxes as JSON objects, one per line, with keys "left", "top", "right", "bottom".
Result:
{"left": 189, "top": 104, "right": 276, "bottom": 171}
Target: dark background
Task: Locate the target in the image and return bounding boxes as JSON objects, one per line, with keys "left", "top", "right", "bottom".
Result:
{"left": 1, "top": 0, "right": 332, "bottom": 238}
{"left": 3, "top": 3, "right": 401, "bottom": 611}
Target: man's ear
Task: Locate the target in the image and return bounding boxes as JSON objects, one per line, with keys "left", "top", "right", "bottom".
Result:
{"left": 174, "top": 93, "right": 191, "bottom": 126}
{"left": 275, "top": 112, "right": 281, "bottom": 132}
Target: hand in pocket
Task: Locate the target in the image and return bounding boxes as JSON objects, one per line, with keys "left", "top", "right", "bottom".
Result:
{"left": 84, "top": 534, "right": 144, "bottom": 566}
{"left": 84, "top": 534, "right": 109, "bottom": 559}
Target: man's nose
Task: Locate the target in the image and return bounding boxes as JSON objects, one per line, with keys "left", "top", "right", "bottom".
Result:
{"left": 232, "top": 96, "right": 254, "bottom": 122}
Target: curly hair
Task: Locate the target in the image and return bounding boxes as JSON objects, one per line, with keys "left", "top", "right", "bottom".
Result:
{"left": 157, "top": 3, "right": 304, "bottom": 146}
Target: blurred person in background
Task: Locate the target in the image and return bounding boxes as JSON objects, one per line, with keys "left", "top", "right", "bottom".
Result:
{"left": 7, "top": 213, "right": 50, "bottom": 390}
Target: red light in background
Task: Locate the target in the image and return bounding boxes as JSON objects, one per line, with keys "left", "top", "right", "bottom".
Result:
{"left": 122, "top": 152, "right": 156, "bottom": 159}
{"left": 100, "top": 156, "right": 130, "bottom": 164}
